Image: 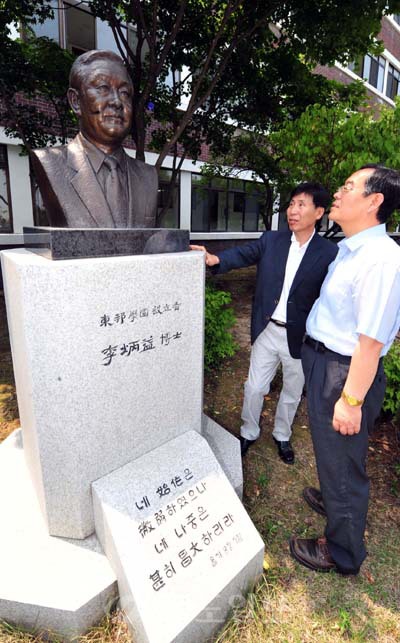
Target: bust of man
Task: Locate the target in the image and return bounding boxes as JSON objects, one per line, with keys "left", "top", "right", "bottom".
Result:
{"left": 31, "top": 50, "right": 158, "bottom": 228}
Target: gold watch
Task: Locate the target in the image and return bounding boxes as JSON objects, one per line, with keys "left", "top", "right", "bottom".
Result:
{"left": 341, "top": 390, "right": 364, "bottom": 407}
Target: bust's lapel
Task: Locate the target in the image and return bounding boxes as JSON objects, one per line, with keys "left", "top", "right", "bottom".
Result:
{"left": 67, "top": 137, "right": 114, "bottom": 227}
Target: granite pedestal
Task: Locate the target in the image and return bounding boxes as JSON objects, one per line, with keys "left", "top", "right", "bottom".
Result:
{"left": 1, "top": 248, "right": 204, "bottom": 539}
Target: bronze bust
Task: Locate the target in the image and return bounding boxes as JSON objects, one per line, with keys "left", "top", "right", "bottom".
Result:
{"left": 31, "top": 50, "right": 158, "bottom": 228}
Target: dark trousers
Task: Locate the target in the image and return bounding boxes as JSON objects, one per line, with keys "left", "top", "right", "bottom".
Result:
{"left": 301, "top": 342, "right": 386, "bottom": 574}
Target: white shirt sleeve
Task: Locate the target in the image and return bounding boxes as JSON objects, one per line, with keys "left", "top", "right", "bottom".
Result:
{"left": 354, "top": 262, "right": 400, "bottom": 343}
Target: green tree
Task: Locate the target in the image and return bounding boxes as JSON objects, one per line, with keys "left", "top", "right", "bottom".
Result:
{"left": 202, "top": 81, "right": 366, "bottom": 229}
{"left": 2, "top": 0, "right": 400, "bottom": 221}
{"left": 271, "top": 98, "right": 400, "bottom": 227}
{"left": 0, "top": 2, "right": 75, "bottom": 152}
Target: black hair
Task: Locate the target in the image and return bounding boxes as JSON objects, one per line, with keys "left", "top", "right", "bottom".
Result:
{"left": 69, "top": 50, "right": 131, "bottom": 91}
{"left": 359, "top": 164, "right": 400, "bottom": 223}
{"left": 289, "top": 181, "right": 330, "bottom": 211}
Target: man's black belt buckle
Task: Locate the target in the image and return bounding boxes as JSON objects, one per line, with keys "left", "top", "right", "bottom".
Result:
{"left": 304, "top": 335, "right": 328, "bottom": 353}
{"left": 270, "top": 318, "right": 287, "bottom": 328}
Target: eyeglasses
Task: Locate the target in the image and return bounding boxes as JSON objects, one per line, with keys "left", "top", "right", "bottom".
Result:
{"left": 337, "top": 184, "right": 354, "bottom": 193}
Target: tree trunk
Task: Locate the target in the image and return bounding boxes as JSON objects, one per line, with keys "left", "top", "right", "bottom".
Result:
{"left": 261, "top": 182, "right": 274, "bottom": 230}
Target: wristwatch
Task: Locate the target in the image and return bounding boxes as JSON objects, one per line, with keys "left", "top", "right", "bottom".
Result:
{"left": 341, "top": 390, "right": 364, "bottom": 407}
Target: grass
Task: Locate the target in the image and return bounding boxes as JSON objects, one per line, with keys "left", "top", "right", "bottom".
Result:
{"left": 1, "top": 274, "right": 400, "bottom": 642}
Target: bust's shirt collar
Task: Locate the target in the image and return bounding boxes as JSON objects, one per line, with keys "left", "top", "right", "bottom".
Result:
{"left": 78, "top": 132, "right": 126, "bottom": 174}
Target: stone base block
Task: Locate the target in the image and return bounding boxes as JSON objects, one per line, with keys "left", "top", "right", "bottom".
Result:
{"left": 201, "top": 414, "right": 243, "bottom": 498}
{"left": 0, "top": 430, "right": 118, "bottom": 641}
{"left": 92, "top": 431, "right": 264, "bottom": 643}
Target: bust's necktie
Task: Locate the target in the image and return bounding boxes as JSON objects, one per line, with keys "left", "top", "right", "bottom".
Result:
{"left": 103, "top": 155, "right": 128, "bottom": 227}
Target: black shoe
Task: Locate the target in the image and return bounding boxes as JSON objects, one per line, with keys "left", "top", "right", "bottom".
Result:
{"left": 239, "top": 436, "right": 256, "bottom": 457}
{"left": 273, "top": 437, "right": 294, "bottom": 464}
{"left": 302, "top": 487, "right": 327, "bottom": 517}
{"left": 289, "top": 536, "right": 336, "bottom": 573}
{"left": 289, "top": 535, "right": 359, "bottom": 575}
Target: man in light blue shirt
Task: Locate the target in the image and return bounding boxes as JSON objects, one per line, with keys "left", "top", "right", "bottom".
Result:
{"left": 290, "top": 164, "right": 400, "bottom": 576}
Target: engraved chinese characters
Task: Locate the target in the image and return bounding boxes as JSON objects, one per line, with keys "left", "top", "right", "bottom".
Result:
{"left": 99, "top": 300, "right": 182, "bottom": 366}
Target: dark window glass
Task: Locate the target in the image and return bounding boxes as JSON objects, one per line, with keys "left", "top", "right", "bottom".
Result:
{"left": 393, "top": 14, "right": 400, "bottom": 25}
{"left": 191, "top": 183, "right": 209, "bottom": 232}
{"left": 157, "top": 169, "right": 180, "bottom": 228}
{"left": 96, "top": 19, "right": 127, "bottom": 54}
{"left": 209, "top": 190, "right": 227, "bottom": 231}
{"left": 349, "top": 54, "right": 385, "bottom": 93}
{"left": 244, "top": 189, "right": 264, "bottom": 231}
{"left": 0, "top": 146, "right": 12, "bottom": 232}
{"left": 386, "top": 64, "right": 400, "bottom": 100}
{"left": 227, "top": 192, "right": 244, "bottom": 231}
{"left": 362, "top": 54, "right": 385, "bottom": 92}
{"left": 32, "top": 1, "right": 60, "bottom": 42}
{"left": 64, "top": 2, "right": 95, "bottom": 55}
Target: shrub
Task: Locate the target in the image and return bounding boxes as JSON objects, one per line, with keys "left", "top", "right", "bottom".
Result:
{"left": 383, "top": 339, "right": 400, "bottom": 417}
{"left": 204, "top": 283, "right": 238, "bottom": 372}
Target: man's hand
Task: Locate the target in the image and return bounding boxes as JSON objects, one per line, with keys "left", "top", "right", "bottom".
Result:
{"left": 189, "top": 244, "right": 220, "bottom": 267}
{"left": 332, "top": 397, "right": 362, "bottom": 435}
{"left": 331, "top": 334, "right": 383, "bottom": 436}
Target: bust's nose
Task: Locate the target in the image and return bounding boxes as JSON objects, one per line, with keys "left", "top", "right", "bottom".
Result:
{"left": 108, "top": 87, "right": 122, "bottom": 107}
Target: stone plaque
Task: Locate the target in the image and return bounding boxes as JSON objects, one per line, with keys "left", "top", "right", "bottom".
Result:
{"left": 92, "top": 431, "right": 264, "bottom": 643}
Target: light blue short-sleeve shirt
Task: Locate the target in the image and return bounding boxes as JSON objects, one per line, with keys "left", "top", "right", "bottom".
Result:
{"left": 306, "top": 224, "right": 400, "bottom": 356}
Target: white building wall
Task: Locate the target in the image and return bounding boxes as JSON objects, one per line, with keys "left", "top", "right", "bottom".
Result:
{"left": 8, "top": 147, "right": 33, "bottom": 233}
{"left": 0, "top": 129, "right": 34, "bottom": 245}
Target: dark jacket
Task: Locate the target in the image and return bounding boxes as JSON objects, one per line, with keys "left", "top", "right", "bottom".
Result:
{"left": 212, "top": 230, "right": 338, "bottom": 358}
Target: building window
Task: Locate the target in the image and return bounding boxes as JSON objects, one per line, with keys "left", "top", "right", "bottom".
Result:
{"left": 0, "top": 146, "right": 13, "bottom": 232}
{"left": 386, "top": 64, "right": 400, "bottom": 100}
{"left": 32, "top": 1, "right": 60, "bottom": 42}
{"left": 31, "top": 1, "right": 143, "bottom": 59}
{"left": 191, "top": 175, "right": 265, "bottom": 232}
{"left": 64, "top": 2, "right": 95, "bottom": 55}
{"left": 157, "top": 169, "right": 180, "bottom": 228}
{"left": 349, "top": 54, "right": 386, "bottom": 92}
{"left": 393, "top": 14, "right": 400, "bottom": 26}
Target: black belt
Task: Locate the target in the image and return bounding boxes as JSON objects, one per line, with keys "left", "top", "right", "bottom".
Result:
{"left": 303, "top": 335, "right": 335, "bottom": 354}
{"left": 270, "top": 318, "right": 287, "bottom": 328}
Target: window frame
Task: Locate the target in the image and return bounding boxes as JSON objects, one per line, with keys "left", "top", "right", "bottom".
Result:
{"left": 191, "top": 174, "right": 265, "bottom": 233}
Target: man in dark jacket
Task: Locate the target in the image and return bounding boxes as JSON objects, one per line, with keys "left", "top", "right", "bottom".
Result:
{"left": 191, "top": 182, "right": 337, "bottom": 464}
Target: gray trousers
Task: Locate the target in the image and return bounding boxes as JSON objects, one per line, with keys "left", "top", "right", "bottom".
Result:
{"left": 240, "top": 322, "right": 304, "bottom": 442}
{"left": 301, "top": 342, "right": 386, "bottom": 574}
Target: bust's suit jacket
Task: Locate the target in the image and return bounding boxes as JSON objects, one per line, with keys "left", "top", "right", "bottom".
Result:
{"left": 213, "top": 230, "right": 338, "bottom": 358}
{"left": 31, "top": 134, "right": 158, "bottom": 228}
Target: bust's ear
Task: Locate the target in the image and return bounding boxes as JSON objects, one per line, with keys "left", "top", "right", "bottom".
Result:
{"left": 67, "top": 88, "right": 81, "bottom": 116}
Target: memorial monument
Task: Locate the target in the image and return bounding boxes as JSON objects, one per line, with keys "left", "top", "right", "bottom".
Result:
{"left": 0, "top": 49, "right": 264, "bottom": 643}
{"left": 31, "top": 50, "right": 158, "bottom": 228}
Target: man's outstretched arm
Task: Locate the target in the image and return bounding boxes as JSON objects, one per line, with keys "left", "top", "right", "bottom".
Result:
{"left": 189, "top": 244, "right": 220, "bottom": 267}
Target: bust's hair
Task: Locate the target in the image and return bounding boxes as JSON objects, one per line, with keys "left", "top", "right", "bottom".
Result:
{"left": 69, "top": 50, "right": 131, "bottom": 91}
